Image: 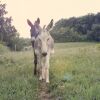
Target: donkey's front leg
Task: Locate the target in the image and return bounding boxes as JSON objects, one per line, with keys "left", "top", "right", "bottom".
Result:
{"left": 36, "top": 56, "right": 42, "bottom": 81}
{"left": 39, "top": 67, "right": 42, "bottom": 81}
{"left": 39, "top": 63, "right": 43, "bottom": 81}
{"left": 45, "top": 67, "right": 49, "bottom": 83}
{"left": 42, "top": 67, "right": 45, "bottom": 80}
{"left": 45, "top": 55, "right": 50, "bottom": 83}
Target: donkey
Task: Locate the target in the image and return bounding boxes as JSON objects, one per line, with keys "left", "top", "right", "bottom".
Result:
{"left": 29, "top": 19, "right": 54, "bottom": 83}
{"left": 34, "top": 19, "right": 54, "bottom": 83}
{"left": 27, "top": 18, "right": 41, "bottom": 75}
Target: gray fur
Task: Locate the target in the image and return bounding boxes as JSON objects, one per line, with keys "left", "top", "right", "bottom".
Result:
{"left": 34, "top": 20, "right": 54, "bottom": 83}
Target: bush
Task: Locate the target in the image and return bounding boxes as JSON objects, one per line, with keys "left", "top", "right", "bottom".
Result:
{"left": 0, "top": 43, "right": 9, "bottom": 53}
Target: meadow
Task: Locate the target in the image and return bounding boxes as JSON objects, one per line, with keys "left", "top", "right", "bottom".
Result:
{"left": 0, "top": 42, "right": 100, "bottom": 100}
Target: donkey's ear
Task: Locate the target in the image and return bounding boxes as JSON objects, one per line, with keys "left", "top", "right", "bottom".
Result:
{"left": 46, "top": 19, "right": 53, "bottom": 31}
{"left": 36, "top": 18, "right": 40, "bottom": 24}
{"left": 43, "top": 25, "right": 46, "bottom": 30}
{"left": 27, "top": 19, "right": 34, "bottom": 27}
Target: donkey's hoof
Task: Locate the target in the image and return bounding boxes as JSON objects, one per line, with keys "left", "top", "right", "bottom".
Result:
{"left": 46, "top": 80, "right": 50, "bottom": 83}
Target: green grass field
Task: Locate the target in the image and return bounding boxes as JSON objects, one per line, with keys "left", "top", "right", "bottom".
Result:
{"left": 0, "top": 42, "right": 100, "bottom": 100}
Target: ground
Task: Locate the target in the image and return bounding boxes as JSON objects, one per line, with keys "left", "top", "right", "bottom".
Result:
{"left": 0, "top": 42, "right": 100, "bottom": 100}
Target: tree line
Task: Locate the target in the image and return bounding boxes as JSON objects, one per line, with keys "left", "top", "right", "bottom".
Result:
{"left": 51, "top": 13, "right": 100, "bottom": 42}
{"left": 0, "top": 2, "right": 31, "bottom": 51}
{"left": 1, "top": 2, "right": 100, "bottom": 51}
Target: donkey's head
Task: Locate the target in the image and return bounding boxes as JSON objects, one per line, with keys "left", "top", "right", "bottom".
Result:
{"left": 27, "top": 18, "right": 41, "bottom": 39}
{"left": 35, "top": 19, "right": 54, "bottom": 56}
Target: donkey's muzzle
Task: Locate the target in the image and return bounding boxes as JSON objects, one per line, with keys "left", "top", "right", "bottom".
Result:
{"left": 42, "top": 52, "right": 47, "bottom": 56}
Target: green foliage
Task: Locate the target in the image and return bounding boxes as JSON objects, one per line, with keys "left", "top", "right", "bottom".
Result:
{"left": 0, "top": 2, "right": 31, "bottom": 51}
{"left": 8, "top": 37, "right": 31, "bottom": 51}
{"left": 51, "top": 13, "right": 100, "bottom": 42}
{"left": 0, "top": 2, "right": 18, "bottom": 49}
{"left": 0, "top": 3, "right": 17, "bottom": 42}
{"left": 88, "top": 24, "right": 100, "bottom": 41}
{"left": 0, "top": 43, "right": 9, "bottom": 53}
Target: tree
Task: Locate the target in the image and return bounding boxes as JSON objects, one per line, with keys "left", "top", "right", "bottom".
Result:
{"left": 51, "top": 13, "right": 100, "bottom": 42}
{"left": 0, "top": 2, "right": 24, "bottom": 50}
{"left": 88, "top": 24, "right": 100, "bottom": 41}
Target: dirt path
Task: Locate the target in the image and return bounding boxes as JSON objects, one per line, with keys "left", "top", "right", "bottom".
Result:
{"left": 38, "top": 81, "right": 54, "bottom": 100}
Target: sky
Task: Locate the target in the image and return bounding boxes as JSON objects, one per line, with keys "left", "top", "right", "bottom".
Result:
{"left": 1, "top": 0, "right": 100, "bottom": 38}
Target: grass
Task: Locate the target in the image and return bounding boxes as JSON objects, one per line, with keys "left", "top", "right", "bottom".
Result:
{"left": 0, "top": 50, "right": 38, "bottom": 100}
{"left": 50, "top": 42, "right": 100, "bottom": 100}
{"left": 0, "top": 42, "right": 100, "bottom": 100}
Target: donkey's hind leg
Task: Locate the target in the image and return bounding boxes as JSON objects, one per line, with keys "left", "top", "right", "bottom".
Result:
{"left": 34, "top": 52, "right": 37, "bottom": 75}
{"left": 31, "top": 41, "right": 37, "bottom": 76}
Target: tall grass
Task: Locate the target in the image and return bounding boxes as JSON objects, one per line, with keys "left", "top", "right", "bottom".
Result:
{"left": 0, "top": 49, "right": 38, "bottom": 100}
{"left": 50, "top": 42, "right": 100, "bottom": 100}
{"left": 0, "top": 42, "right": 100, "bottom": 100}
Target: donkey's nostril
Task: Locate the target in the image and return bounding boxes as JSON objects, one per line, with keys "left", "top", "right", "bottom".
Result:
{"left": 42, "top": 52, "right": 47, "bottom": 56}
